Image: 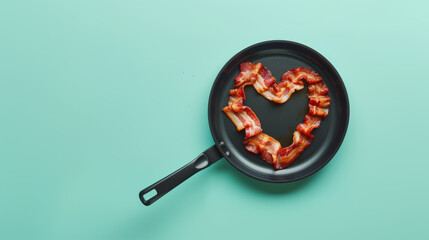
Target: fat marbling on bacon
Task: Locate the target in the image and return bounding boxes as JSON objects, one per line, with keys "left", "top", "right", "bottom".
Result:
{"left": 222, "top": 62, "right": 331, "bottom": 170}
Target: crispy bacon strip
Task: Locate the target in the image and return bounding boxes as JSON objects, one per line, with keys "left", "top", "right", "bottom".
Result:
{"left": 234, "top": 62, "right": 262, "bottom": 87}
{"left": 276, "top": 131, "right": 313, "bottom": 169}
{"left": 243, "top": 133, "right": 281, "bottom": 164}
{"left": 223, "top": 62, "right": 330, "bottom": 169}
{"left": 222, "top": 86, "right": 262, "bottom": 139}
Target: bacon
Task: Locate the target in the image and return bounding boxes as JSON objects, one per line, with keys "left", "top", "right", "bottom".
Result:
{"left": 227, "top": 87, "right": 245, "bottom": 112}
{"left": 224, "top": 62, "right": 331, "bottom": 169}
{"left": 234, "top": 62, "right": 262, "bottom": 87}
{"left": 253, "top": 65, "right": 276, "bottom": 92}
{"left": 223, "top": 86, "right": 262, "bottom": 139}
{"left": 308, "top": 81, "right": 330, "bottom": 117}
{"left": 223, "top": 106, "right": 262, "bottom": 139}
{"left": 309, "top": 95, "right": 331, "bottom": 108}
{"left": 297, "top": 114, "right": 322, "bottom": 138}
{"left": 308, "top": 82, "right": 329, "bottom": 96}
{"left": 275, "top": 132, "right": 313, "bottom": 169}
{"left": 284, "top": 67, "right": 323, "bottom": 84}
{"left": 252, "top": 66, "right": 324, "bottom": 104}
{"left": 309, "top": 105, "right": 329, "bottom": 117}
{"left": 244, "top": 133, "right": 281, "bottom": 164}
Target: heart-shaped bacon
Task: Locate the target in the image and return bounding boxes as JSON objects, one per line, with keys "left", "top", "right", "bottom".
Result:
{"left": 223, "top": 62, "right": 330, "bottom": 170}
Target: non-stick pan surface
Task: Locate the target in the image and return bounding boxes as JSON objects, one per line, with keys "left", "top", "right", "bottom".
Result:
{"left": 140, "top": 40, "right": 349, "bottom": 206}
{"left": 208, "top": 40, "right": 349, "bottom": 182}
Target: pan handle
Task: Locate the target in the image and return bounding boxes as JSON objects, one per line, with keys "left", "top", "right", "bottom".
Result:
{"left": 139, "top": 145, "right": 223, "bottom": 206}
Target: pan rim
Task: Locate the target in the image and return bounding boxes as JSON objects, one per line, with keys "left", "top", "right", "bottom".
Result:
{"left": 208, "top": 40, "right": 350, "bottom": 183}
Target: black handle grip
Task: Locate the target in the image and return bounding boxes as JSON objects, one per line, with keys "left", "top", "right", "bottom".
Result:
{"left": 139, "top": 145, "right": 223, "bottom": 206}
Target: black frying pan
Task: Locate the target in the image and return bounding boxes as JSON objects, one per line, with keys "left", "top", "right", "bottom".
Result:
{"left": 139, "top": 40, "right": 349, "bottom": 206}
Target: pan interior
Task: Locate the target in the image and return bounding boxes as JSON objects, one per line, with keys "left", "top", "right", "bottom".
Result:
{"left": 208, "top": 41, "right": 349, "bottom": 182}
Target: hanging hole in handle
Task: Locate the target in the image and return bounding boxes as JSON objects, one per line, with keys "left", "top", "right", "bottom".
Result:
{"left": 194, "top": 155, "right": 209, "bottom": 170}
{"left": 143, "top": 189, "right": 158, "bottom": 201}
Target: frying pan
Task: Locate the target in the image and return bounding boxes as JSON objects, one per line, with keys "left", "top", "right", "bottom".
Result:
{"left": 139, "top": 40, "right": 349, "bottom": 206}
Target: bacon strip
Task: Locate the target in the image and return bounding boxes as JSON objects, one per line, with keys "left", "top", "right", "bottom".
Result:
{"left": 234, "top": 62, "right": 262, "bottom": 87}
{"left": 276, "top": 131, "right": 313, "bottom": 169}
{"left": 243, "top": 133, "right": 281, "bottom": 164}
{"left": 223, "top": 62, "right": 331, "bottom": 169}
{"left": 222, "top": 86, "right": 262, "bottom": 139}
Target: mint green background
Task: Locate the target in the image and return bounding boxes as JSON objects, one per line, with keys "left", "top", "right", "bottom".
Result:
{"left": 1, "top": 1, "right": 429, "bottom": 239}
